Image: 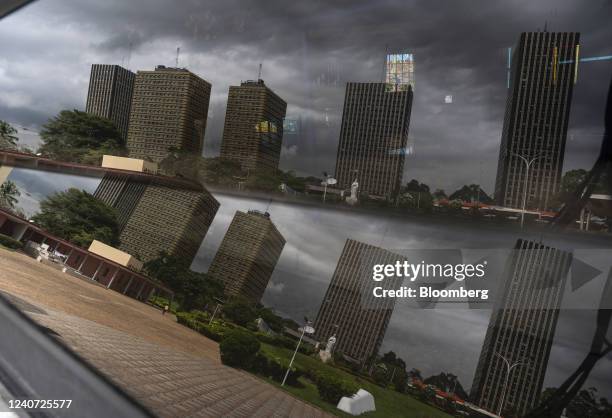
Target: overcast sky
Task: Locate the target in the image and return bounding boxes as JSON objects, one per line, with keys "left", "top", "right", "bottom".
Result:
{"left": 8, "top": 165, "right": 612, "bottom": 397}
{"left": 2, "top": 0, "right": 612, "bottom": 401}
{"left": 2, "top": 0, "right": 612, "bottom": 194}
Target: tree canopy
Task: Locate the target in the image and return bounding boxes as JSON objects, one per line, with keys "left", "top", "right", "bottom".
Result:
{"left": 424, "top": 372, "right": 468, "bottom": 399}
{"left": 144, "top": 252, "right": 225, "bottom": 311}
{"left": 160, "top": 153, "right": 314, "bottom": 194}
{"left": 0, "top": 120, "right": 18, "bottom": 149}
{"left": 449, "top": 184, "right": 493, "bottom": 204}
{"left": 403, "top": 179, "right": 430, "bottom": 193}
{"left": 37, "top": 110, "right": 125, "bottom": 164}
{"left": 432, "top": 189, "right": 447, "bottom": 200}
{"left": 223, "top": 298, "right": 258, "bottom": 327}
{"left": 31, "top": 188, "right": 120, "bottom": 248}
{"left": 540, "top": 387, "right": 612, "bottom": 418}
{"left": 0, "top": 181, "right": 21, "bottom": 210}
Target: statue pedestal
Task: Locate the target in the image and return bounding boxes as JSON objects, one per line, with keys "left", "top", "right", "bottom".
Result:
{"left": 319, "top": 351, "right": 333, "bottom": 363}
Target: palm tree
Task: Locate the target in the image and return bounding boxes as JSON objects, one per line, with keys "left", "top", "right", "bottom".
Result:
{"left": 0, "top": 181, "right": 20, "bottom": 209}
{"left": 0, "top": 120, "right": 18, "bottom": 147}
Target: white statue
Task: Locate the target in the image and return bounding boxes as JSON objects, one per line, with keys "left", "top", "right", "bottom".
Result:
{"left": 319, "top": 334, "right": 338, "bottom": 363}
{"left": 346, "top": 179, "right": 359, "bottom": 205}
{"left": 325, "top": 335, "right": 337, "bottom": 354}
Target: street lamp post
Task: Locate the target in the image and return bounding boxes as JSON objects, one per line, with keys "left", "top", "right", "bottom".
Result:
{"left": 208, "top": 297, "right": 225, "bottom": 325}
{"left": 511, "top": 152, "right": 541, "bottom": 229}
{"left": 281, "top": 321, "right": 315, "bottom": 386}
{"left": 495, "top": 352, "right": 525, "bottom": 416}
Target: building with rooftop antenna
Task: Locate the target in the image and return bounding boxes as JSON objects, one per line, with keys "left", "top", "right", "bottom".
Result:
{"left": 126, "top": 65, "right": 211, "bottom": 163}
{"left": 220, "top": 79, "right": 287, "bottom": 172}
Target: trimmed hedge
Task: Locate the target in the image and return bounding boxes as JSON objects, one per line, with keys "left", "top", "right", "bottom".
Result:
{"left": 219, "top": 329, "right": 260, "bottom": 368}
{"left": 175, "top": 311, "right": 237, "bottom": 342}
{"left": 250, "top": 352, "right": 304, "bottom": 386}
{"left": 314, "top": 372, "right": 359, "bottom": 404}
{"left": 0, "top": 234, "right": 22, "bottom": 250}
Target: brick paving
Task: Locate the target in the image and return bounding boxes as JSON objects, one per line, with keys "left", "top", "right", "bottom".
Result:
{"left": 0, "top": 249, "right": 332, "bottom": 417}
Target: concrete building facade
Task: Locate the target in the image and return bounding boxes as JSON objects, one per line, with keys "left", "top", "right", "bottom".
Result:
{"left": 86, "top": 64, "right": 135, "bottom": 141}
{"left": 126, "top": 66, "right": 211, "bottom": 163}
{"left": 220, "top": 80, "right": 287, "bottom": 172}
{"left": 335, "top": 83, "right": 413, "bottom": 198}
{"left": 470, "top": 239, "right": 572, "bottom": 416}
{"left": 94, "top": 175, "right": 219, "bottom": 264}
{"left": 207, "top": 210, "right": 285, "bottom": 303}
{"left": 314, "top": 239, "right": 402, "bottom": 364}
{"left": 494, "top": 32, "right": 580, "bottom": 210}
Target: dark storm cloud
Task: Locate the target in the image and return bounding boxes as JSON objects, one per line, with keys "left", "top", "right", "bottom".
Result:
{"left": 2, "top": 0, "right": 611, "bottom": 193}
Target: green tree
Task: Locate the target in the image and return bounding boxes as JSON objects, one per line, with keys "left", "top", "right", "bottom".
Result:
{"left": 432, "top": 189, "right": 447, "bottom": 200}
{"left": 403, "top": 179, "right": 430, "bottom": 193}
{"left": 0, "top": 120, "right": 18, "bottom": 148}
{"left": 144, "top": 252, "right": 224, "bottom": 311}
{"left": 30, "top": 188, "right": 119, "bottom": 248}
{"left": 256, "top": 307, "right": 285, "bottom": 333}
{"left": 449, "top": 184, "right": 493, "bottom": 204}
{"left": 540, "top": 387, "right": 612, "bottom": 418}
{"left": 399, "top": 179, "right": 433, "bottom": 210}
{"left": 159, "top": 153, "right": 246, "bottom": 187}
{"left": 408, "top": 368, "right": 423, "bottom": 382}
{"left": 549, "top": 169, "right": 589, "bottom": 209}
{"left": 38, "top": 110, "right": 125, "bottom": 164}
{"left": 0, "top": 181, "right": 21, "bottom": 210}
{"left": 223, "top": 298, "right": 257, "bottom": 327}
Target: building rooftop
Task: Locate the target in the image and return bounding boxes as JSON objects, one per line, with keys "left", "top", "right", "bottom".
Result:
{"left": 241, "top": 79, "right": 266, "bottom": 86}
{"left": 247, "top": 209, "right": 271, "bottom": 219}
{"left": 154, "top": 65, "right": 189, "bottom": 72}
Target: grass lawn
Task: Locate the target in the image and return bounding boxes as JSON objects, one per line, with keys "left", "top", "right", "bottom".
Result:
{"left": 260, "top": 343, "right": 451, "bottom": 418}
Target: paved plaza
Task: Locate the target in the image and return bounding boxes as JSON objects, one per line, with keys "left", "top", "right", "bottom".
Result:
{"left": 0, "top": 249, "right": 331, "bottom": 417}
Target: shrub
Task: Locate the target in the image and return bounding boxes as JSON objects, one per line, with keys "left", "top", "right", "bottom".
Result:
{"left": 250, "top": 353, "right": 270, "bottom": 375}
{"left": 219, "top": 329, "right": 260, "bottom": 368}
{"left": 200, "top": 322, "right": 226, "bottom": 342}
{"left": 176, "top": 312, "right": 236, "bottom": 342}
{"left": 0, "top": 234, "right": 22, "bottom": 250}
{"left": 250, "top": 352, "right": 303, "bottom": 387}
{"left": 315, "top": 372, "right": 359, "bottom": 405}
{"left": 190, "top": 310, "right": 209, "bottom": 322}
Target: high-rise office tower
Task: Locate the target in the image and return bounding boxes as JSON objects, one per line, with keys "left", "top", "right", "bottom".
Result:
{"left": 207, "top": 210, "right": 285, "bottom": 303}
{"left": 470, "top": 239, "right": 572, "bottom": 417}
{"left": 314, "top": 239, "right": 402, "bottom": 364}
{"left": 494, "top": 32, "right": 580, "bottom": 210}
{"left": 86, "top": 64, "right": 135, "bottom": 141}
{"left": 94, "top": 174, "right": 219, "bottom": 264}
{"left": 126, "top": 66, "right": 211, "bottom": 163}
{"left": 385, "top": 53, "right": 415, "bottom": 92}
{"left": 220, "top": 79, "right": 287, "bottom": 172}
{"left": 335, "top": 83, "right": 413, "bottom": 198}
